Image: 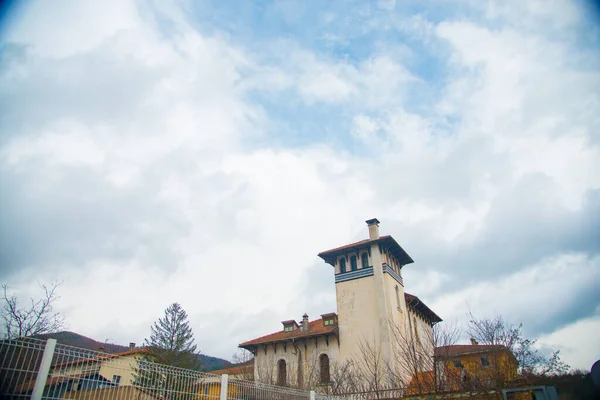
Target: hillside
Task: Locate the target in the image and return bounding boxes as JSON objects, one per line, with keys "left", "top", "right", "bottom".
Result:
{"left": 36, "top": 331, "right": 232, "bottom": 372}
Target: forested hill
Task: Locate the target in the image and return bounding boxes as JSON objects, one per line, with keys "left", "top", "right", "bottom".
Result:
{"left": 35, "top": 331, "right": 232, "bottom": 372}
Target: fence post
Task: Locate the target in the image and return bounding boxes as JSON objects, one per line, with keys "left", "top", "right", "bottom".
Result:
{"left": 31, "top": 338, "right": 57, "bottom": 400}
{"left": 310, "top": 390, "right": 316, "bottom": 400}
{"left": 220, "top": 374, "right": 229, "bottom": 400}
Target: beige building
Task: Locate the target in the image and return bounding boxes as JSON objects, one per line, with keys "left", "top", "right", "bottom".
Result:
{"left": 240, "top": 219, "right": 441, "bottom": 389}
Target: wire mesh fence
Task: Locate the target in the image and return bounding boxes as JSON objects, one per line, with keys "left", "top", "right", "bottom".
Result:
{"left": 227, "top": 376, "right": 312, "bottom": 400}
{"left": 318, "top": 388, "right": 408, "bottom": 400}
{"left": 0, "top": 337, "right": 343, "bottom": 400}
{"left": 0, "top": 337, "right": 48, "bottom": 399}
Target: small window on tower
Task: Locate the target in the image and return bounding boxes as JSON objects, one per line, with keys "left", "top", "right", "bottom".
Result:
{"left": 350, "top": 256, "right": 357, "bottom": 271}
{"left": 339, "top": 258, "right": 346, "bottom": 273}
{"left": 361, "top": 253, "right": 369, "bottom": 268}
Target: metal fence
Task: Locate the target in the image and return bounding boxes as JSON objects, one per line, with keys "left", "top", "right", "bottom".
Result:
{"left": 0, "top": 337, "right": 336, "bottom": 400}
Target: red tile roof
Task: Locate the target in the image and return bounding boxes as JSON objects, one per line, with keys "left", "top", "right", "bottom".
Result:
{"left": 318, "top": 235, "right": 414, "bottom": 266}
{"left": 239, "top": 318, "right": 337, "bottom": 349}
{"left": 405, "top": 292, "right": 442, "bottom": 323}
{"left": 210, "top": 360, "right": 254, "bottom": 376}
{"left": 435, "top": 344, "right": 511, "bottom": 358}
{"left": 51, "top": 348, "right": 146, "bottom": 369}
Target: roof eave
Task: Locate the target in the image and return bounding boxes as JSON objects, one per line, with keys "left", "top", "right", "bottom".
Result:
{"left": 239, "top": 328, "right": 338, "bottom": 350}
{"left": 318, "top": 236, "right": 414, "bottom": 267}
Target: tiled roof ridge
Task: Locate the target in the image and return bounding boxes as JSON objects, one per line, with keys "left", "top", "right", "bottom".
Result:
{"left": 210, "top": 360, "right": 254, "bottom": 375}
{"left": 239, "top": 316, "right": 337, "bottom": 347}
{"left": 434, "top": 344, "right": 510, "bottom": 357}
{"left": 52, "top": 348, "right": 146, "bottom": 368}
{"left": 318, "top": 236, "right": 391, "bottom": 255}
{"left": 404, "top": 292, "right": 443, "bottom": 323}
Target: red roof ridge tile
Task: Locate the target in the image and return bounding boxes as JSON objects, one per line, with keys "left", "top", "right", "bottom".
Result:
{"left": 434, "top": 344, "right": 511, "bottom": 357}
{"left": 52, "top": 348, "right": 146, "bottom": 368}
{"left": 318, "top": 236, "right": 390, "bottom": 256}
{"left": 240, "top": 316, "right": 337, "bottom": 348}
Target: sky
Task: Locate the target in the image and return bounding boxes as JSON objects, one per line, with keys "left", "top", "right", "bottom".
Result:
{"left": 0, "top": 0, "right": 599, "bottom": 371}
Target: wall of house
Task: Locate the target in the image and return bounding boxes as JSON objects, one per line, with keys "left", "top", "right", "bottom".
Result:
{"left": 98, "top": 354, "right": 140, "bottom": 386}
{"left": 406, "top": 309, "right": 435, "bottom": 358}
{"left": 50, "top": 354, "right": 139, "bottom": 387}
{"left": 441, "top": 350, "right": 518, "bottom": 391}
{"left": 51, "top": 361, "right": 101, "bottom": 378}
{"left": 253, "top": 335, "right": 339, "bottom": 388}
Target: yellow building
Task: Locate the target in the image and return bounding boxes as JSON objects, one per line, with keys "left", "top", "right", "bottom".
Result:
{"left": 50, "top": 347, "right": 146, "bottom": 388}
{"left": 434, "top": 341, "right": 519, "bottom": 392}
{"left": 13, "top": 346, "right": 148, "bottom": 398}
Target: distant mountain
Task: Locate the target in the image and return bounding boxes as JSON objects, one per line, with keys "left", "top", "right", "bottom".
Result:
{"left": 36, "top": 331, "right": 232, "bottom": 372}
{"left": 201, "top": 354, "right": 233, "bottom": 372}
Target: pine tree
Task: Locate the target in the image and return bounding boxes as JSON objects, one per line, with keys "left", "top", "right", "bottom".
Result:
{"left": 144, "top": 302, "right": 202, "bottom": 370}
{"left": 134, "top": 303, "right": 201, "bottom": 399}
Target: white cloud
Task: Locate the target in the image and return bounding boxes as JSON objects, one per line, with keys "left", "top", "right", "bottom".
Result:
{"left": 5, "top": 0, "right": 142, "bottom": 58}
{"left": 429, "top": 253, "right": 600, "bottom": 369}
{"left": 1, "top": 0, "right": 598, "bottom": 365}
{"left": 537, "top": 314, "right": 600, "bottom": 372}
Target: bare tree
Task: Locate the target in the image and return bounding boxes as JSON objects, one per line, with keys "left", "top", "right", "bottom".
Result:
{"left": 329, "top": 360, "right": 360, "bottom": 395}
{"left": 1, "top": 281, "right": 66, "bottom": 339}
{"left": 255, "top": 358, "right": 276, "bottom": 385}
{"left": 390, "top": 320, "right": 461, "bottom": 394}
{"left": 468, "top": 312, "right": 569, "bottom": 382}
{"left": 231, "top": 349, "right": 255, "bottom": 381}
{"left": 351, "top": 338, "right": 394, "bottom": 397}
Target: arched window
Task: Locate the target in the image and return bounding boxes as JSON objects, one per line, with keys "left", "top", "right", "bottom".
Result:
{"left": 350, "top": 255, "right": 357, "bottom": 271}
{"left": 319, "top": 354, "right": 330, "bottom": 384}
{"left": 361, "top": 253, "right": 369, "bottom": 269}
{"left": 339, "top": 258, "right": 346, "bottom": 273}
{"left": 277, "top": 359, "right": 287, "bottom": 386}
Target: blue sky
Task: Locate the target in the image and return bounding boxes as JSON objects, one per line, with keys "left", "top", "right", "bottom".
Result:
{"left": 1, "top": 0, "right": 599, "bottom": 371}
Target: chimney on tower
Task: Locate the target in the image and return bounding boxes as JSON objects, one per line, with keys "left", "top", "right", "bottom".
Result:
{"left": 366, "top": 218, "right": 380, "bottom": 240}
{"left": 301, "top": 313, "right": 309, "bottom": 332}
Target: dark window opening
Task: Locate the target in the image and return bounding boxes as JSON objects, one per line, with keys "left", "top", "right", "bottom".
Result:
{"left": 112, "top": 375, "right": 121, "bottom": 385}
{"left": 350, "top": 255, "right": 357, "bottom": 271}
{"left": 481, "top": 356, "right": 490, "bottom": 367}
{"left": 277, "top": 359, "right": 287, "bottom": 386}
{"left": 361, "top": 253, "right": 369, "bottom": 268}
{"left": 339, "top": 258, "right": 346, "bottom": 273}
{"left": 320, "top": 354, "right": 330, "bottom": 384}
{"left": 453, "top": 359, "right": 462, "bottom": 368}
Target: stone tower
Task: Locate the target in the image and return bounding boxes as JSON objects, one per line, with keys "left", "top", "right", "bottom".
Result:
{"left": 317, "top": 218, "right": 417, "bottom": 371}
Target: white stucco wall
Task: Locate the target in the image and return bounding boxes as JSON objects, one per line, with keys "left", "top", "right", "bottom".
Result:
{"left": 253, "top": 335, "right": 339, "bottom": 388}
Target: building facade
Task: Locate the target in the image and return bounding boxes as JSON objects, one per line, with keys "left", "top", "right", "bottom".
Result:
{"left": 240, "top": 219, "right": 441, "bottom": 389}
{"left": 435, "top": 341, "right": 519, "bottom": 391}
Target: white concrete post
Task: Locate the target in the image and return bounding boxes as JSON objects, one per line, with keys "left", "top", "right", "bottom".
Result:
{"left": 31, "top": 338, "right": 57, "bottom": 400}
{"left": 220, "top": 374, "right": 229, "bottom": 400}
{"left": 310, "top": 390, "right": 316, "bottom": 400}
